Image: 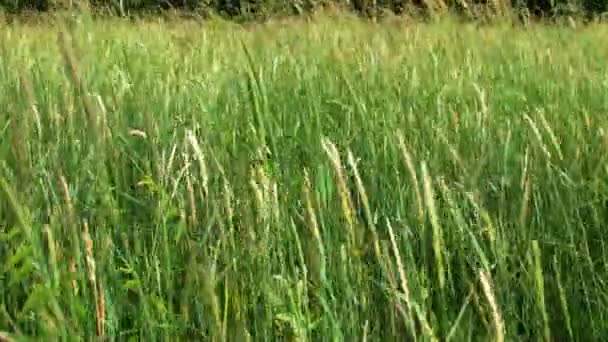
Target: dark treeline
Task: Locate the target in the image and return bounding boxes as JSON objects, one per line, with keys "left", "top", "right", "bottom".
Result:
{"left": 1, "top": 0, "right": 607, "bottom": 21}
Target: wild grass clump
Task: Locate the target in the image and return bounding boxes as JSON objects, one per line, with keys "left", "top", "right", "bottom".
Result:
{"left": 1, "top": 14, "right": 608, "bottom": 340}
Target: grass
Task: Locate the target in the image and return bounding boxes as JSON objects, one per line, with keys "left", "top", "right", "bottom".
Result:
{"left": 1, "top": 12, "right": 608, "bottom": 341}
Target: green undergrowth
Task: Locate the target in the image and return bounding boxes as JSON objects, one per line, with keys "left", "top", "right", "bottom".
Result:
{"left": 1, "top": 14, "right": 608, "bottom": 341}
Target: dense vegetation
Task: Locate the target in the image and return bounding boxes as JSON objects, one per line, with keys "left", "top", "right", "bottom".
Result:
{"left": 1, "top": 13, "right": 608, "bottom": 341}
{"left": 1, "top": 0, "right": 608, "bottom": 22}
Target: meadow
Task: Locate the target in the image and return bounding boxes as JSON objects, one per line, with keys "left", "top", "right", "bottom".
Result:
{"left": 1, "top": 13, "right": 608, "bottom": 340}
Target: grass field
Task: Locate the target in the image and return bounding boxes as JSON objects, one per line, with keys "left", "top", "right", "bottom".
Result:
{"left": 1, "top": 13, "right": 608, "bottom": 341}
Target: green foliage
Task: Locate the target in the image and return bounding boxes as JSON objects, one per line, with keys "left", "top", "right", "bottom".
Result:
{"left": 1, "top": 15, "right": 608, "bottom": 340}
{"left": 0, "top": 0, "right": 607, "bottom": 21}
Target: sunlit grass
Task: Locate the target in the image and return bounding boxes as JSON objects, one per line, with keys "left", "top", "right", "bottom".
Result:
{"left": 1, "top": 13, "right": 608, "bottom": 340}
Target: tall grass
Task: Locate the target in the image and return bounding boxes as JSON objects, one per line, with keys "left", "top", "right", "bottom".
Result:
{"left": 1, "top": 14, "right": 608, "bottom": 340}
